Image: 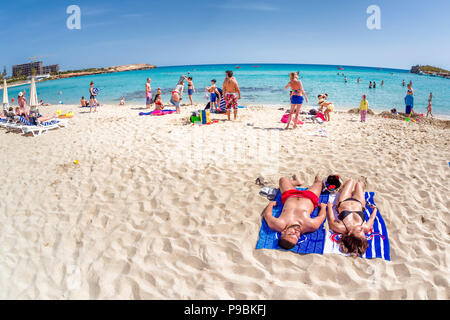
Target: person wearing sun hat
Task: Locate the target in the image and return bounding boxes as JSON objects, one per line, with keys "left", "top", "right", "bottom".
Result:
{"left": 17, "top": 91, "right": 27, "bottom": 116}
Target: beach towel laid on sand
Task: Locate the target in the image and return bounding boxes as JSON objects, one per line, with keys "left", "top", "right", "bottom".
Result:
{"left": 256, "top": 188, "right": 328, "bottom": 255}
{"left": 139, "top": 110, "right": 176, "bottom": 116}
{"left": 256, "top": 189, "right": 390, "bottom": 260}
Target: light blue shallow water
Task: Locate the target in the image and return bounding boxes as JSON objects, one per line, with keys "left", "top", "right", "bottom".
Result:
{"left": 2, "top": 64, "right": 449, "bottom": 116}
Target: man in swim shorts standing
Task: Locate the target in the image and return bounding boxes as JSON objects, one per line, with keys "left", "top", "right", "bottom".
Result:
{"left": 145, "top": 78, "right": 152, "bottom": 109}
{"left": 222, "top": 70, "right": 241, "bottom": 121}
{"left": 263, "top": 174, "right": 326, "bottom": 250}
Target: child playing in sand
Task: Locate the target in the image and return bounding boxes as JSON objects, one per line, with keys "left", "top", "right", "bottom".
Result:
{"left": 359, "top": 94, "right": 369, "bottom": 122}
{"left": 318, "top": 95, "right": 334, "bottom": 122}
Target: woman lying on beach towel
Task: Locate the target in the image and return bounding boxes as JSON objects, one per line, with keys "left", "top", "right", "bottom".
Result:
{"left": 326, "top": 178, "right": 378, "bottom": 257}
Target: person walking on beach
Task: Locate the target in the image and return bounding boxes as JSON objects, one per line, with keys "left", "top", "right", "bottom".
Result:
{"left": 145, "top": 78, "right": 152, "bottom": 109}
{"left": 170, "top": 76, "right": 186, "bottom": 114}
{"left": 263, "top": 175, "right": 326, "bottom": 250}
{"left": 359, "top": 94, "right": 369, "bottom": 122}
{"left": 405, "top": 83, "right": 414, "bottom": 117}
{"left": 17, "top": 91, "right": 27, "bottom": 116}
{"left": 89, "top": 81, "right": 97, "bottom": 113}
{"left": 222, "top": 70, "right": 241, "bottom": 121}
{"left": 284, "top": 72, "right": 308, "bottom": 129}
{"left": 187, "top": 77, "right": 195, "bottom": 105}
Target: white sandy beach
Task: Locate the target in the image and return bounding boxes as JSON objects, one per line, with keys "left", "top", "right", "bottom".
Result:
{"left": 0, "top": 102, "right": 449, "bottom": 299}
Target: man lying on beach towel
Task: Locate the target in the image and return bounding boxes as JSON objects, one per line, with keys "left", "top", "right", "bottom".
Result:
{"left": 262, "top": 175, "right": 326, "bottom": 250}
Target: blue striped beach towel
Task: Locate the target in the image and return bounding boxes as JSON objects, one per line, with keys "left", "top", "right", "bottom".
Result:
{"left": 256, "top": 188, "right": 328, "bottom": 254}
{"left": 256, "top": 190, "right": 390, "bottom": 260}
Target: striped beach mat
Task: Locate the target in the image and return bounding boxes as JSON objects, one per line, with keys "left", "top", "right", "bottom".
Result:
{"left": 324, "top": 192, "right": 390, "bottom": 260}
{"left": 256, "top": 190, "right": 390, "bottom": 261}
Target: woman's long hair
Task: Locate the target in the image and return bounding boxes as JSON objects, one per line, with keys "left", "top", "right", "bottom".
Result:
{"left": 339, "top": 234, "right": 369, "bottom": 257}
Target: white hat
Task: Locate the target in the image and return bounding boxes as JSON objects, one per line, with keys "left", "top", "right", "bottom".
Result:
{"left": 18, "top": 92, "right": 23, "bottom": 97}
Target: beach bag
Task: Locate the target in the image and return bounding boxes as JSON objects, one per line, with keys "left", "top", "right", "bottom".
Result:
{"left": 281, "top": 113, "right": 303, "bottom": 125}
{"left": 200, "top": 110, "right": 211, "bottom": 124}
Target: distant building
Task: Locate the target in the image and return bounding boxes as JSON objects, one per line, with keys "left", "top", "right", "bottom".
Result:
{"left": 43, "top": 64, "right": 60, "bottom": 74}
{"left": 12, "top": 61, "right": 60, "bottom": 77}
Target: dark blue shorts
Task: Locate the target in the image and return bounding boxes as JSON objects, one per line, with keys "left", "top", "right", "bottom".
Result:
{"left": 188, "top": 89, "right": 193, "bottom": 95}
{"left": 405, "top": 105, "right": 413, "bottom": 114}
{"left": 210, "top": 93, "right": 217, "bottom": 102}
{"left": 291, "top": 95, "right": 304, "bottom": 105}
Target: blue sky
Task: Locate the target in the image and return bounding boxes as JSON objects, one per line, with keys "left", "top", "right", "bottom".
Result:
{"left": 1, "top": 0, "right": 449, "bottom": 74}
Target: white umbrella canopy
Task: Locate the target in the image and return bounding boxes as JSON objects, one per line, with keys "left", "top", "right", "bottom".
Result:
{"left": 29, "top": 77, "right": 38, "bottom": 107}
{"left": 2, "top": 78, "right": 8, "bottom": 107}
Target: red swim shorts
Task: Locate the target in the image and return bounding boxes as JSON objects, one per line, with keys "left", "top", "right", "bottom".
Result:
{"left": 281, "top": 189, "right": 319, "bottom": 209}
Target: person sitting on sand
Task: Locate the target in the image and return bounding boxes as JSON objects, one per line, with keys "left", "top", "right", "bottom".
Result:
{"left": 153, "top": 94, "right": 164, "bottom": 111}
{"left": 263, "top": 175, "right": 326, "bottom": 250}
{"left": 119, "top": 97, "right": 125, "bottom": 106}
{"left": 325, "top": 178, "right": 377, "bottom": 257}
{"left": 284, "top": 72, "right": 308, "bottom": 129}
{"left": 81, "top": 96, "right": 89, "bottom": 107}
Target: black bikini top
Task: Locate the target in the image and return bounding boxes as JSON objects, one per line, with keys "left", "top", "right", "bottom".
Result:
{"left": 337, "top": 198, "right": 365, "bottom": 223}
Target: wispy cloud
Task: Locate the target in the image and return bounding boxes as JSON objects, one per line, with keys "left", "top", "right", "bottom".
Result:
{"left": 215, "top": 2, "right": 279, "bottom": 12}
{"left": 121, "top": 13, "right": 145, "bottom": 18}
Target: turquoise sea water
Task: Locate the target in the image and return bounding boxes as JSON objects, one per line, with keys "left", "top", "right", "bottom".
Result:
{"left": 2, "top": 64, "right": 449, "bottom": 116}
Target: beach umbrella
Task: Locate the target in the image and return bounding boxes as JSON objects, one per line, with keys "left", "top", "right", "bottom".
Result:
{"left": 2, "top": 79, "right": 8, "bottom": 107}
{"left": 29, "top": 77, "right": 38, "bottom": 107}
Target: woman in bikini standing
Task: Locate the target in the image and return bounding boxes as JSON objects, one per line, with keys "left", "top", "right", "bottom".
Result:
{"left": 284, "top": 72, "right": 308, "bottom": 130}
{"left": 326, "top": 178, "right": 378, "bottom": 256}
{"left": 187, "top": 77, "right": 194, "bottom": 105}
